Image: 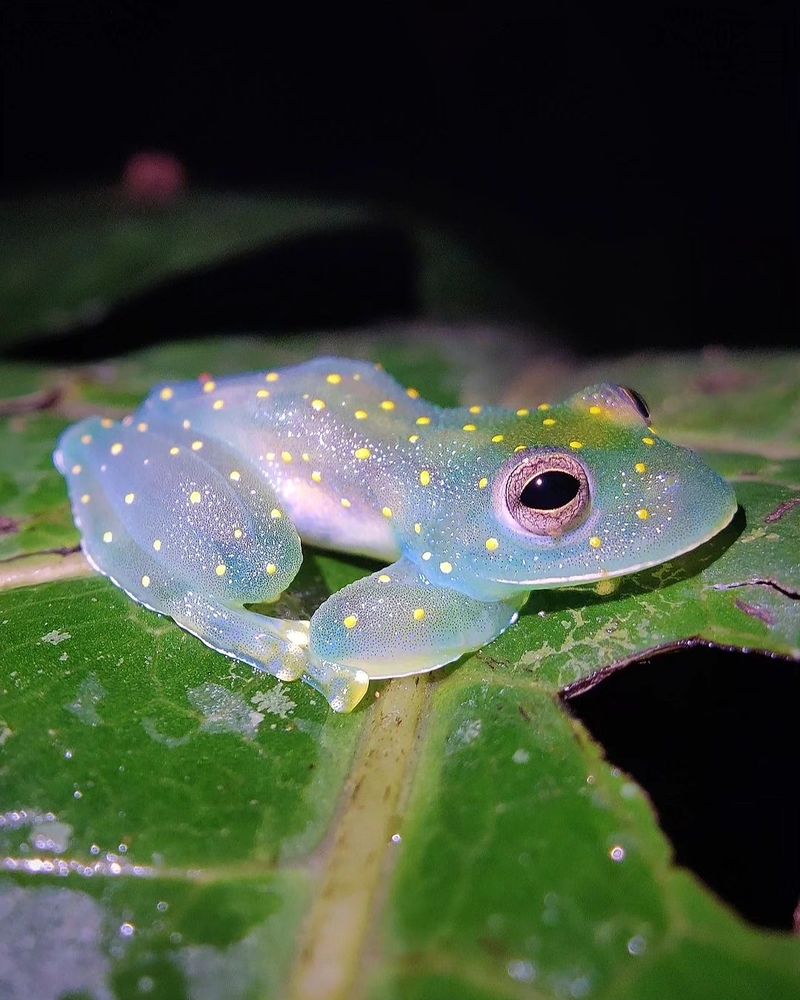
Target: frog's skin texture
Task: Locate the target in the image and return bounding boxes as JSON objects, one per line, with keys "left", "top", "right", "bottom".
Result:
{"left": 54, "top": 357, "right": 737, "bottom": 712}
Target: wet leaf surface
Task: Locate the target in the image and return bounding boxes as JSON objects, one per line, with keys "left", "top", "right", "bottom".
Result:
{"left": 0, "top": 195, "right": 797, "bottom": 998}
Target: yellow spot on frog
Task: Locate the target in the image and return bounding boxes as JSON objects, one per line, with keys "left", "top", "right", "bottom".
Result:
{"left": 595, "top": 579, "right": 618, "bottom": 596}
{"left": 81, "top": 434, "right": 92, "bottom": 444}
{"left": 355, "top": 447, "right": 372, "bottom": 460}
{"left": 124, "top": 492, "right": 135, "bottom": 504}
{"left": 234, "top": 528, "right": 243, "bottom": 539}
{"left": 416, "top": 416, "right": 431, "bottom": 426}
{"left": 229, "top": 470, "right": 241, "bottom": 481}
{"left": 311, "top": 470, "right": 323, "bottom": 483}
{"left": 589, "top": 536, "right": 603, "bottom": 549}
{"left": 182, "top": 419, "right": 191, "bottom": 429}
{"left": 485, "top": 537, "right": 499, "bottom": 552}
{"left": 635, "top": 462, "right": 648, "bottom": 474}
{"left": 103, "top": 531, "right": 113, "bottom": 543}
{"left": 378, "top": 574, "right": 391, "bottom": 583}
{"left": 266, "top": 563, "right": 277, "bottom": 575}
{"left": 270, "top": 508, "right": 282, "bottom": 519}
{"left": 190, "top": 491, "right": 202, "bottom": 504}
{"left": 478, "top": 477, "right": 489, "bottom": 489}
{"left": 355, "top": 409, "right": 368, "bottom": 420}
{"left": 463, "top": 423, "right": 477, "bottom": 432}
{"left": 213, "top": 399, "right": 224, "bottom": 410}
{"left": 137, "top": 422, "right": 148, "bottom": 432}
{"left": 203, "top": 381, "right": 216, "bottom": 393}
{"left": 516, "top": 408, "right": 530, "bottom": 417}
{"left": 408, "top": 434, "right": 420, "bottom": 443}
{"left": 256, "top": 389, "right": 270, "bottom": 398}
{"left": 543, "top": 418, "right": 557, "bottom": 427}
{"left": 380, "top": 400, "right": 395, "bottom": 411}
{"left": 642, "top": 437, "right": 655, "bottom": 446}
{"left": 160, "top": 387, "right": 174, "bottom": 401}
{"left": 491, "top": 434, "right": 504, "bottom": 443}
{"left": 343, "top": 614, "right": 358, "bottom": 629}
{"left": 569, "top": 440, "right": 583, "bottom": 450}
{"left": 514, "top": 445, "right": 527, "bottom": 453}
{"left": 340, "top": 498, "right": 352, "bottom": 508}
{"left": 71, "top": 464, "right": 82, "bottom": 475}
{"left": 382, "top": 506, "right": 393, "bottom": 518}
{"left": 101, "top": 418, "right": 113, "bottom": 428}
{"left": 215, "top": 564, "right": 227, "bottom": 576}
{"left": 110, "top": 443, "right": 123, "bottom": 456}
{"left": 81, "top": 493, "right": 90, "bottom": 504}
{"left": 169, "top": 446, "right": 180, "bottom": 456}
{"left": 636, "top": 508, "right": 650, "bottom": 520}
{"left": 589, "top": 405, "right": 603, "bottom": 415}
{"left": 265, "top": 372, "right": 280, "bottom": 382}
{"left": 414, "top": 522, "right": 422, "bottom": 534}
{"left": 141, "top": 575, "right": 151, "bottom": 587}
{"left": 413, "top": 608, "right": 426, "bottom": 622}
{"left": 406, "top": 387, "right": 420, "bottom": 399}
{"left": 419, "top": 470, "right": 431, "bottom": 486}
{"left": 311, "top": 399, "right": 326, "bottom": 411}
{"left": 281, "top": 451, "right": 292, "bottom": 463}
{"left": 191, "top": 440, "right": 203, "bottom": 451}
{"left": 537, "top": 403, "right": 551, "bottom": 411}
{"left": 326, "top": 373, "right": 342, "bottom": 384}
{"left": 153, "top": 539, "right": 162, "bottom": 551}
{"left": 469, "top": 405, "right": 483, "bottom": 414}
{"left": 439, "top": 561, "right": 453, "bottom": 574}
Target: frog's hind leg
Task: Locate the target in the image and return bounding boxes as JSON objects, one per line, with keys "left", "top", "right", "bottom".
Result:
{"left": 55, "top": 416, "right": 310, "bottom": 683}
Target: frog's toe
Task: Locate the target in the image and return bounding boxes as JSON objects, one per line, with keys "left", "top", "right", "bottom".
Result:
{"left": 304, "top": 658, "right": 370, "bottom": 713}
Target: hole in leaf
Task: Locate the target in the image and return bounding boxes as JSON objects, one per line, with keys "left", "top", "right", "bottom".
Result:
{"left": 565, "top": 646, "right": 800, "bottom": 932}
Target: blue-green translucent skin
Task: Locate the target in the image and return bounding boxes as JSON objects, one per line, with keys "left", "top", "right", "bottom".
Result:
{"left": 54, "top": 357, "right": 737, "bottom": 711}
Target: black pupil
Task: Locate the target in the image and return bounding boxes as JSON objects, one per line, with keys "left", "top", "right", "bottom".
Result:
{"left": 519, "top": 471, "right": 581, "bottom": 510}
{"left": 621, "top": 385, "right": 650, "bottom": 421}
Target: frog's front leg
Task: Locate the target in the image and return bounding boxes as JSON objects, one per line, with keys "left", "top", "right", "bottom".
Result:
{"left": 306, "top": 556, "right": 527, "bottom": 705}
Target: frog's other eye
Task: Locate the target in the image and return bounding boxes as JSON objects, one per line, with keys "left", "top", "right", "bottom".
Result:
{"left": 504, "top": 453, "right": 590, "bottom": 537}
{"left": 618, "top": 385, "right": 651, "bottom": 422}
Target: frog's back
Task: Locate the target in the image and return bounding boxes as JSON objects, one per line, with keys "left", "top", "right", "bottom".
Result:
{"left": 133, "top": 357, "right": 439, "bottom": 559}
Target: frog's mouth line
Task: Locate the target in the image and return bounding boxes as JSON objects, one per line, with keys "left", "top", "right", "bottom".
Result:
{"left": 489, "top": 502, "right": 738, "bottom": 590}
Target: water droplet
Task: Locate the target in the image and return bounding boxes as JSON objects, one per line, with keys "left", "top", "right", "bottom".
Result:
{"left": 507, "top": 959, "right": 536, "bottom": 983}
{"left": 570, "top": 975, "right": 592, "bottom": 998}
{"left": 73, "top": 790, "right": 82, "bottom": 799}
{"left": 391, "top": 833, "right": 402, "bottom": 844}
{"left": 119, "top": 921, "right": 135, "bottom": 938}
{"left": 90, "top": 844, "right": 100, "bottom": 855}
{"left": 627, "top": 934, "right": 647, "bottom": 956}
{"left": 609, "top": 845, "right": 626, "bottom": 863}
{"left": 137, "top": 975, "right": 155, "bottom": 994}
{"left": 64, "top": 750, "right": 73, "bottom": 759}
{"left": 512, "top": 748, "right": 530, "bottom": 764}
{"left": 156, "top": 900, "right": 169, "bottom": 912}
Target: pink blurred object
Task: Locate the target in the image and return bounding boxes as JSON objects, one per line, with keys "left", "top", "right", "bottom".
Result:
{"left": 122, "top": 151, "right": 187, "bottom": 203}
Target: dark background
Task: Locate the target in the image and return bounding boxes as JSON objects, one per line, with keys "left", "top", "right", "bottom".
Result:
{"left": 2, "top": 3, "right": 798, "bottom": 356}
{"left": 1, "top": 3, "right": 798, "bottom": 930}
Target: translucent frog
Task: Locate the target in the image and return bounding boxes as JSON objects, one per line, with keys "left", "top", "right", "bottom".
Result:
{"left": 54, "top": 357, "right": 737, "bottom": 711}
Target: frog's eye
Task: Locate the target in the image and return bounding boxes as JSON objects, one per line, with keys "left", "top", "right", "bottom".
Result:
{"left": 504, "top": 453, "right": 590, "bottom": 537}
{"left": 618, "top": 385, "right": 651, "bottom": 422}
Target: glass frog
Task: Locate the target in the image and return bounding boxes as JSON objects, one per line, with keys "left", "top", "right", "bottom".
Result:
{"left": 54, "top": 357, "right": 736, "bottom": 712}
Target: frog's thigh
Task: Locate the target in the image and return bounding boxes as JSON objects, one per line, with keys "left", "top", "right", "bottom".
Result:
{"left": 309, "top": 556, "right": 525, "bottom": 680}
{"left": 56, "top": 418, "right": 308, "bottom": 680}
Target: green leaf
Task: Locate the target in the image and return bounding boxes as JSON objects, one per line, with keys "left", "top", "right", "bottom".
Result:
{"left": 0, "top": 336, "right": 797, "bottom": 1000}
{"left": 0, "top": 191, "right": 532, "bottom": 348}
